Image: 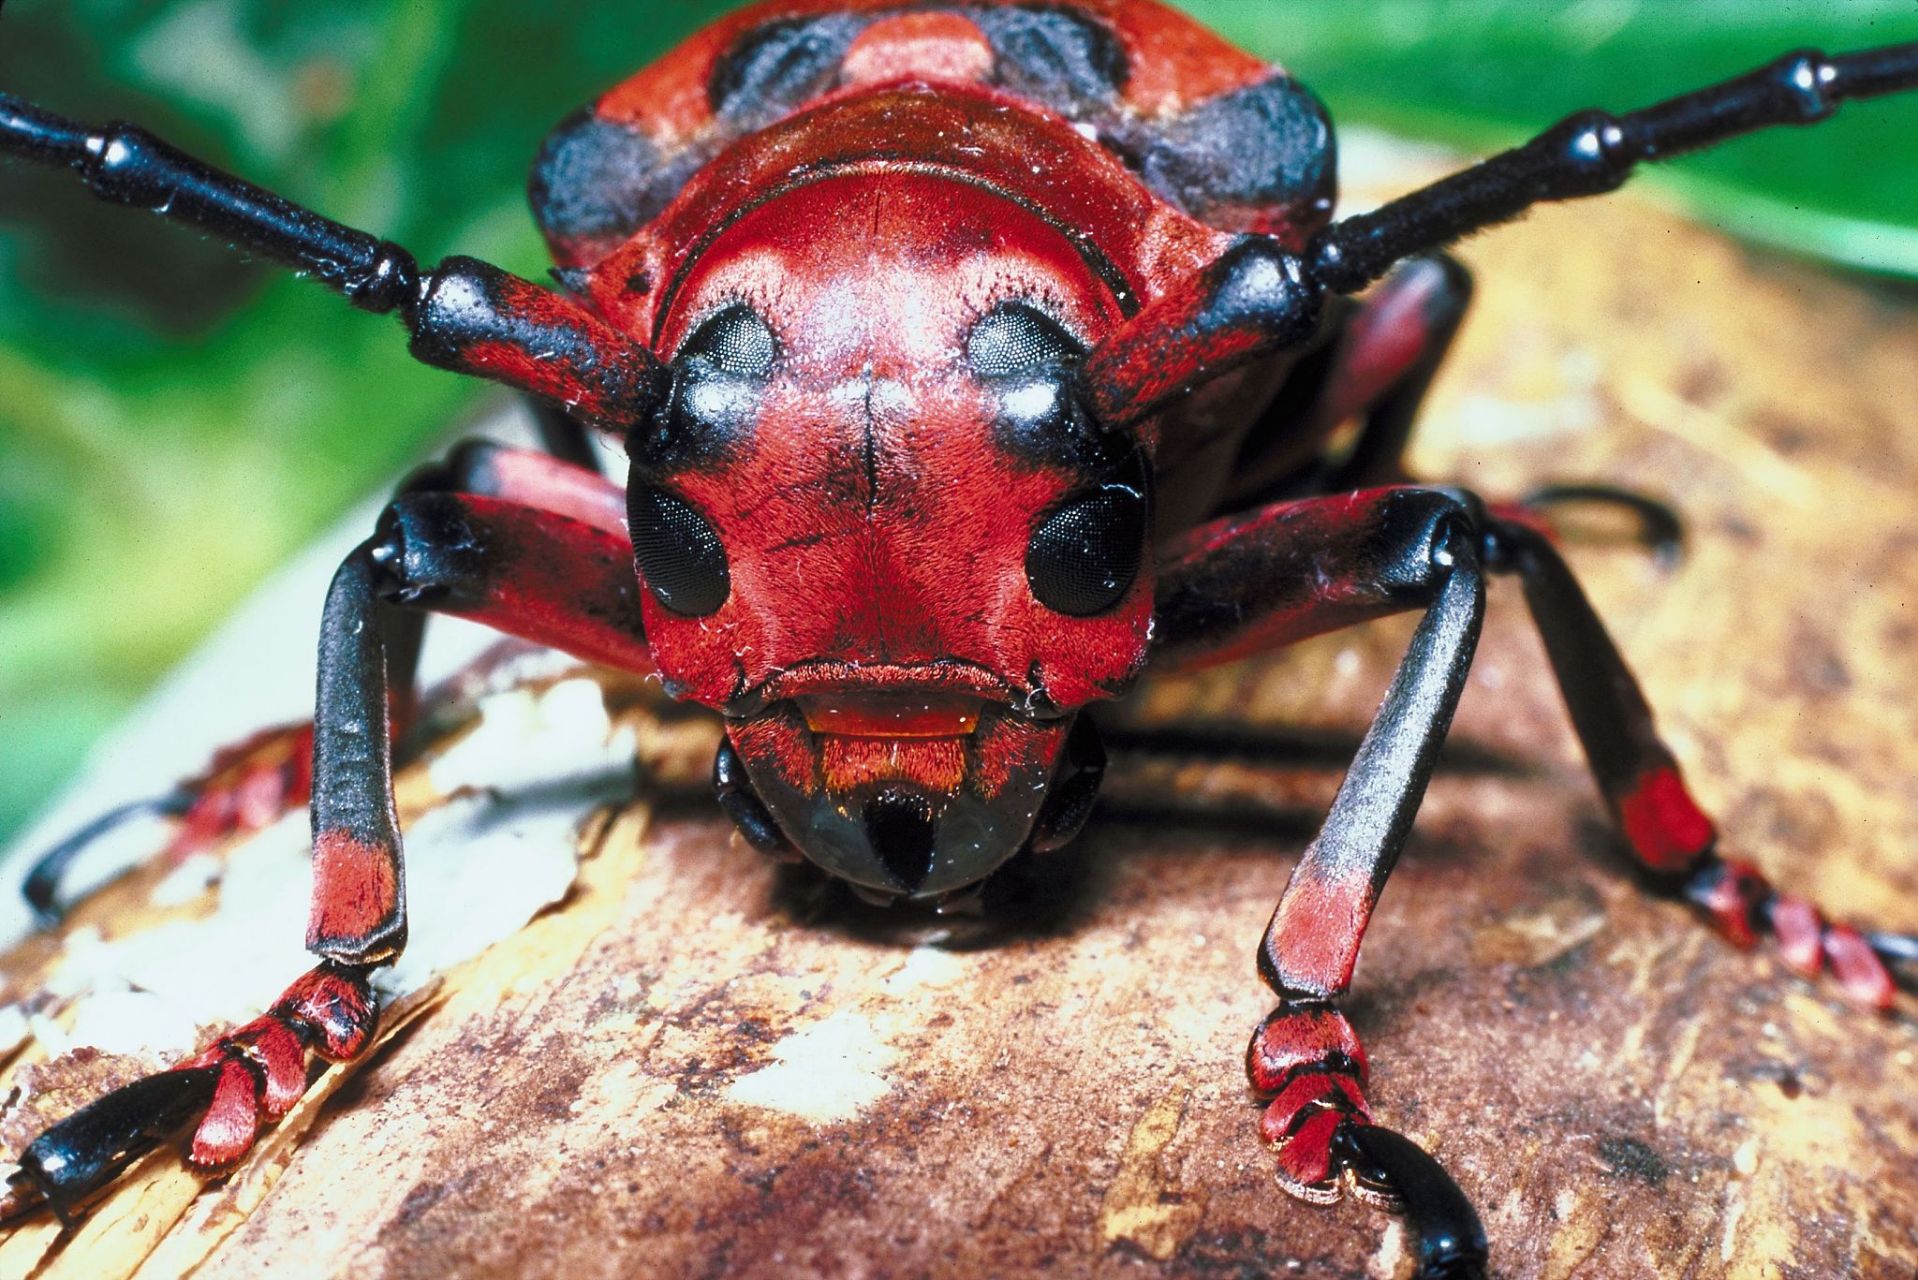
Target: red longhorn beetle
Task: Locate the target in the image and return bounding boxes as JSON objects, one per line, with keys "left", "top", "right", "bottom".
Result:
{"left": 3, "top": 4, "right": 1915, "bottom": 1276}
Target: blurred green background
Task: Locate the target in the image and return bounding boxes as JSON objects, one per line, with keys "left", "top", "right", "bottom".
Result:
{"left": 2, "top": 0, "right": 1916, "bottom": 846}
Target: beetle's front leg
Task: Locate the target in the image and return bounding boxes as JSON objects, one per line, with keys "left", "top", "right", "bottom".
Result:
{"left": 1155, "top": 488, "right": 1491, "bottom": 1278}
{"left": 4, "top": 493, "right": 649, "bottom": 1222}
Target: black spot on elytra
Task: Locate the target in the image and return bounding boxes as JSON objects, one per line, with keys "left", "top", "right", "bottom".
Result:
{"left": 1124, "top": 75, "right": 1334, "bottom": 222}
{"left": 972, "top": 5, "right": 1127, "bottom": 113}
{"left": 709, "top": 14, "right": 868, "bottom": 128}
{"left": 531, "top": 110, "right": 694, "bottom": 259}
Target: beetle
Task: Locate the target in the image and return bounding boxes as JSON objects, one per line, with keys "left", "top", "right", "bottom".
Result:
{"left": 2, "top": 3, "right": 1916, "bottom": 1275}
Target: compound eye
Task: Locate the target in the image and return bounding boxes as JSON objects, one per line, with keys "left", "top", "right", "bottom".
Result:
{"left": 968, "top": 302, "right": 1094, "bottom": 461}
{"left": 682, "top": 301, "right": 777, "bottom": 380}
{"left": 634, "top": 303, "right": 776, "bottom": 466}
{"left": 1025, "top": 473, "right": 1148, "bottom": 617}
{"left": 967, "top": 301, "right": 1080, "bottom": 378}
{"left": 629, "top": 484, "right": 730, "bottom": 616}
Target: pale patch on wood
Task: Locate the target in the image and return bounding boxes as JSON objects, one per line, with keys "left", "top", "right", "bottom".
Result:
{"left": 726, "top": 1010, "right": 898, "bottom": 1122}
{"left": 1097, "top": 1085, "right": 1202, "bottom": 1261}
{"left": 1367, "top": 1218, "right": 1406, "bottom": 1280}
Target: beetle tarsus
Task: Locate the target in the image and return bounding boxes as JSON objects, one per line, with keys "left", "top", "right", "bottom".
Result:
{"left": 1867, "top": 930, "right": 1918, "bottom": 992}
{"left": 1487, "top": 518, "right": 1904, "bottom": 1011}
{"left": 11, "top": 962, "right": 379, "bottom": 1226}
{"left": 1340, "top": 1123, "right": 1491, "bottom": 1280}
{"left": 13, "top": 1066, "right": 223, "bottom": 1224}
{"left": 1681, "top": 856, "right": 1902, "bottom": 1010}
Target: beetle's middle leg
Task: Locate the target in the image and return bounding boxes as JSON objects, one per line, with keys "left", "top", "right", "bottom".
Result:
{"left": 7, "top": 492, "right": 651, "bottom": 1221}
{"left": 1219, "top": 254, "right": 1681, "bottom": 564}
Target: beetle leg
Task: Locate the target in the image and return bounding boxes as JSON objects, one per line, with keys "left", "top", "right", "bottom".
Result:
{"left": 19, "top": 794, "right": 194, "bottom": 930}
{"left": 313, "top": 492, "right": 651, "bottom": 959}
{"left": 525, "top": 399, "right": 605, "bottom": 476}
{"left": 5, "top": 962, "right": 376, "bottom": 1225}
{"left": 19, "top": 442, "right": 626, "bottom": 924}
{"left": 1155, "top": 488, "right": 1488, "bottom": 1274}
{"left": 1510, "top": 485, "right": 1685, "bottom": 567}
{"left": 0, "top": 96, "right": 667, "bottom": 431}
{"left": 1221, "top": 259, "right": 1683, "bottom": 566}
{"left": 1483, "top": 517, "right": 1911, "bottom": 1010}
{"left": 1230, "top": 254, "right": 1474, "bottom": 506}
{"left": 1155, "top": 485, "right": 1911, "bottom": 1272}
{"left": 1311, "top": 254, "right": 1471, "bottom": 491}
{"left": 5, "top": 496, "right": 649, "bottom": 1220}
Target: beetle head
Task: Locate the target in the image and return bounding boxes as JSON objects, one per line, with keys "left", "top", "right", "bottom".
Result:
{"left": 621, "top": 170, "right": 1149, "bottom": 901}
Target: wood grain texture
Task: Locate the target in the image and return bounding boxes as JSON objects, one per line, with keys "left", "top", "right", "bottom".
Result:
{"left": 1, "top": 187, "right": 1915, "bottom": 1278}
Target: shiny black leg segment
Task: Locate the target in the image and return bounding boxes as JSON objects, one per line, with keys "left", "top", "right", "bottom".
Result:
{"left": 20, "top": 791, "right": 192, "bottom": 928}
{"left": 9, "top": 1067, "right": 222, "bottom": 1225}
{"left": 310, "top": 544, "right": 408, "bottom": 961}
{"left": 1339, "top": 1124, "right": 1490, "bottom": 1280}
{"left": 1870, "top": 931, "right": 1918, "bottom": 989}
{"left": 1481, "top": 518, "right": 1687, "bottom": 859}
{"left": 311, "top": 441, "right": 561, "bottom": 832}
{"left": 1254, "top": 499, "right": 1489, "bottom": 999}
{"left": 528, "top": 400, "right": 603, "bottom": 475}
{"left": 1310, "top": 44, "right": 1918, "bottom": 295}
{"left": 1523, "top": 484, "right": 1684, "bottom": 566}
{"left": 315, "top": 491, "right": 649, "bottom": 954}
{"left": 1485, "top": 518, "right": 1912, "bottom": 1003}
